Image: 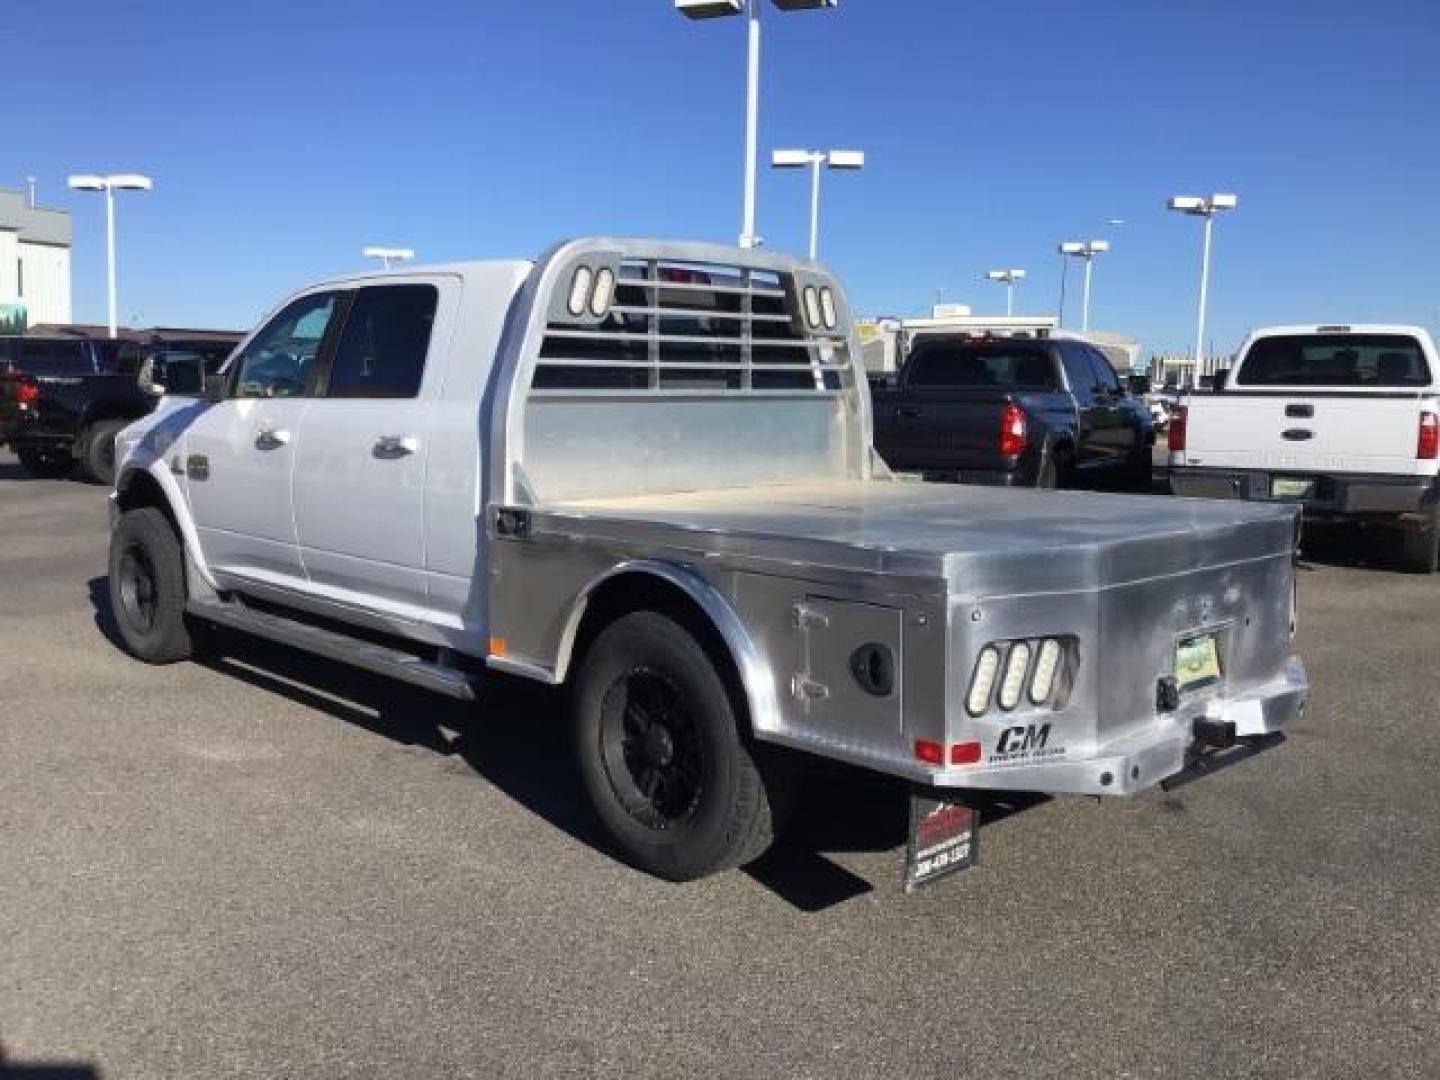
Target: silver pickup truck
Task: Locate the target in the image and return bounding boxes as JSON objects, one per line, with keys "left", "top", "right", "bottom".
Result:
{"left": 108, "top": 238, "right": 1307, "bottom": 883}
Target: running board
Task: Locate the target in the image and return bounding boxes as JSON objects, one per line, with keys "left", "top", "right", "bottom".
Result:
{"left": 187, "top": 599, "right": 478, "bottom": 700}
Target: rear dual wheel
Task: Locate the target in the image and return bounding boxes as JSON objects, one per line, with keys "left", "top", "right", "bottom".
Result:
{"left": 573, "top": 610, "right": 792, "bottom": 881}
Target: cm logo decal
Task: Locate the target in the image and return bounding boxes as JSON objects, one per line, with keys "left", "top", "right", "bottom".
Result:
{"left": 989, "top": 723, "right": 1064, "bottom": 766}
{"left": 996, "top": 723, "right": 1050, "bottom": 754}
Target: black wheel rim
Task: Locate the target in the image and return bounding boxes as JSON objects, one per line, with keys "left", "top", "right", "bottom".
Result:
{"left": 117, "top": 545, "right": 159, "bottom": 634}
{"left": 598, "top": 667, "right": 704, "bottom": 830}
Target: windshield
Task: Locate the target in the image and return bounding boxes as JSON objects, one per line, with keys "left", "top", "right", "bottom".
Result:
{"left": 905, "top": 342, "right": 1058, "bottom": 390}
{"left": 1236, "top": 334, "right": 1432, "bottom": 387}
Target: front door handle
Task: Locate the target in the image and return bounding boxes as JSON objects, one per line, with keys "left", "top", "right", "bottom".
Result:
{"left": 895, "top": 408, "right": 923, "bottom": 420}
{"left": 372, "top": 435, "right": 418, "bottom": 460}
{"left": 255, "top": 427, "right": 291, "bottom": 450}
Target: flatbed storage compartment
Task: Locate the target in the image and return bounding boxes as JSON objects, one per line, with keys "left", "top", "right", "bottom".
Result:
{"left": 489, "top": 480, "right": 1304, "bottom": 793}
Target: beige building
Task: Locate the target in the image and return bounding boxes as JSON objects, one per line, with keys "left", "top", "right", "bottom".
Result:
{"left": 0, "top": 186, "right": 73, "bottom": 327}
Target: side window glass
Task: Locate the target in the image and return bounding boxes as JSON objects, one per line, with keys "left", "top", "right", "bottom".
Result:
{"left": 1058, "top": 345, "right": 1093, "bottom": 397}
{"left": 17, "top": 339, "right": 92, "bottom": 375}
{"left": 232, "top": 293, "right": 338, "bottom": 399}
{"left": 324, "top": 285, "right": 438, "bottom": 399}
{"left": 1088, "top": 349, "right": 1122, "bottom": 393}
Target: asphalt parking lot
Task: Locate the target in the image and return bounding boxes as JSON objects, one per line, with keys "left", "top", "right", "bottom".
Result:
{"left": 2, "top": 451, "right": 1437, "bottom": 1080}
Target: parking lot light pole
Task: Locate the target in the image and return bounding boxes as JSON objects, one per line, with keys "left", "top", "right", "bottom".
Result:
{"left": 1168, "top": 193, "right": 1238, "bottom": 371}
{"left": 985, "top": 269, "right": 1026, "bottom": 316}
{"left": 1059, "top": 240, "right": 1108, "bottom": 332}
{"left": 771, "top": 148, "right": 864, "bottom": 258}
{"left": 67, "top": 173, "right": 152, "bottom": 339}
{"left": 676, "top": 0, "right": 839, "bottom": 249}
{"left": 362, "top": 246, "right": 416, "bottom": 270}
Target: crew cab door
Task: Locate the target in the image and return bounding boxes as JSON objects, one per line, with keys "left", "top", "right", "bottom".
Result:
{"left": 183, "top": 291, "right": 341, "bottom": 585}
{"left": 1082, "top": 346, "right": 1139, "bottom": 465}
{"left": 291, "top": 281, "right": 453, "bottom": 613}
{"left": 1057, "top": 343, "right": 1102, "bottom": 468}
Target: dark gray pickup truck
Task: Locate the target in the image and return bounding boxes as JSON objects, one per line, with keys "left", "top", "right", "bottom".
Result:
{"left": 871, "top": 335, "right": 1154, "bottom": 489}
{"left": 0, "top": 334, "right": 236, "bottom": 483}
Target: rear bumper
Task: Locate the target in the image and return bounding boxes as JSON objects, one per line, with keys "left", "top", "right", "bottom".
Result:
{"left": 1170, "top": 466, "right": 1436, "bottom": 517}
{"left": 926, "top": 656, "right": 1307, "bottom": 797}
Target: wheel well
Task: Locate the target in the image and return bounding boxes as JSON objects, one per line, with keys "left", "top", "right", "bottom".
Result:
{"left": 566, "top": 571, "right": 750, "bottom": 721}
{"left": 116, "top": 470, "right": 181, "bottom": 538}
{"left": 82, "top": 407, "right": 145, "bottom": 436}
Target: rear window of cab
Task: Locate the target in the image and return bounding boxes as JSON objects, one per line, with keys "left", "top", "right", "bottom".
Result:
{"left": 1237, "top": 334, "right": 1432, "bottom": 387}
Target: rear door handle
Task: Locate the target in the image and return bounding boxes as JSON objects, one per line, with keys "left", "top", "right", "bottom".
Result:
{"left": 255, "top": 427, "right": 291, "bottom": 450}
{"left": 372, "top": 435, "right": 418, "bottom": 459}
{"left": 896, "top": 408, "right": 923, "bottom": 420}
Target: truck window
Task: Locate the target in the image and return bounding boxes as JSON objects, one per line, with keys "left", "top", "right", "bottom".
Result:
{"left": 15, "top": 339, "right": 93, "bottom": 376}
{"left": 232, "top": 292, "right": 340, "bottom": 398}
{"left": 324, "top": 285, "right": 438, "bottom": 399}
{"left": 906, "top": 342, "right": 1058, "bottom": 390}
{"left": 1085, "top": 348, "right": 1123, "bottom": 394}
{"left": 1236, "top": 334, "right": 1432, "bottom": 387}
{"left": 1057, "top": 344, "right": 1095, "bottom": 398}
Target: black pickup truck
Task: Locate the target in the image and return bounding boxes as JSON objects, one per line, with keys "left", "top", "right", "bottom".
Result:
{"left": 0, "top": 335, "right": 231, "bottom": 483}
{"left": 871, "top": 335, "right": 1154, "bottom": 490}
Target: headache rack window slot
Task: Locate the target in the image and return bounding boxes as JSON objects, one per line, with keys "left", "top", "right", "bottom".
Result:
{"left": 534, "top": 256, "right": 848, "bottom": 396}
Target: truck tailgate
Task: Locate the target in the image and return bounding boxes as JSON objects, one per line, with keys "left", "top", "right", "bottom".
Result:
{"left": 1184, "top": 393, "right": 1432, "bottom": 476}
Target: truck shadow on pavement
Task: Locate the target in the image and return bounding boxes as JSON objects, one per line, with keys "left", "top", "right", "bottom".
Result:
{"left": 87, "top": 577, "right": 1048, "bottom": 912}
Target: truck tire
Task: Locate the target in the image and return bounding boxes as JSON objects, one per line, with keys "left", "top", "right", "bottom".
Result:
{"left": 79, "top": 418, "right": 128, "bottom": 486}
{"left": 573, "top": 610, "right": 786, "bottom": 881}
{"left": 1398, "top": 505, "right": 1439, "bottom": 574}
{"left": 1036, "top": 447, "right": 1073, "bottom": 490}
{"left": 15, "top": 445, "right": 75, "bottom": 478}
{"left": 108, "top": 507, "right": 193, "bottom": 663}
{"left": 1123, "top": 447, "right": 1154, "bottom": 493}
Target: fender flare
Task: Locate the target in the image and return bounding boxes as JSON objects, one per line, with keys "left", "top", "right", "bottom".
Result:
{"left": 115, "top": 461, "right": 220, "bottom": 593}
{"left": 555, "top": 559, "right": 783, "bottom": 736}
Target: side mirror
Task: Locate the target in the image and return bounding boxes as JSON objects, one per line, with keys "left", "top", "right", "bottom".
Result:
{"left": 203, "top": 373, "right": 229, "bottom": 403}
{"left": 1211, "top": 368, "right": 1230, "bottom": 392}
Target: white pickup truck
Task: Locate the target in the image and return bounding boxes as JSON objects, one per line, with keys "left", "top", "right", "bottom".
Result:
{"left": 107, "top": 238, "right": 1308, "bottom": 884}
{"left": 1169, "top": 324, "right": 1439, "bottom": 572}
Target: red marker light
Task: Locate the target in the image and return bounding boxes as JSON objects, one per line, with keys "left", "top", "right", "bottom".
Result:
{"left": 950, "top": 741, "right": 982, "bottom": 766}
{"left": 914, "top": 740, "right": 944, "bottom": 766}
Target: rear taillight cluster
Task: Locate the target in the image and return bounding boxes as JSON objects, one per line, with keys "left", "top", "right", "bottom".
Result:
{"left": 999, "top": 402, "right": 1027, "bottom": 456}
{"left": 1168, "top": 405, "right": 1188, "bottom": 453}
{"left": 11, "top": 377, "right": 40, "bottom": 408}
{"left": 1420, "top": 411, "right": 1438, "bottom": 461}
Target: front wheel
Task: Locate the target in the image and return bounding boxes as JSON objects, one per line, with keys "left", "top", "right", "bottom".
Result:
{"left": 15, "top": 444, "right": 75, "bottom": 478}
{"left": 109, "top": 507, "right": 193, "bottom": 662}
{"left": 573, "top": 610, "right": 788, "bottom": 881}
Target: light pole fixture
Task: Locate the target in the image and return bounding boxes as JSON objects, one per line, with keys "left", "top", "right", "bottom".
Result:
{"left": 362, "top": 246, "right": 416, "bottom": 270}
{"left": 1058, "top": 240, "right": 1109, "bottom": 332}
{"left": 771, "top": 147, "right": 863, "bottom": 259}
{"left": 67, "top": 172, "right": 153, "bottom": 339}
{"left": 1168, "top": 192, "right": 1238, "bottom": 369}
{"left": 984, "top": 269, "right": 1026, "bottom": 316}
{"left": 676, "top": 0, "right": 839, "bottom": 249}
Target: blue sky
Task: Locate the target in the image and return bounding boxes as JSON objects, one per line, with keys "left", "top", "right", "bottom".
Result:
{"left": 10, "top": 0, "right": 1439, "bottom": 355}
